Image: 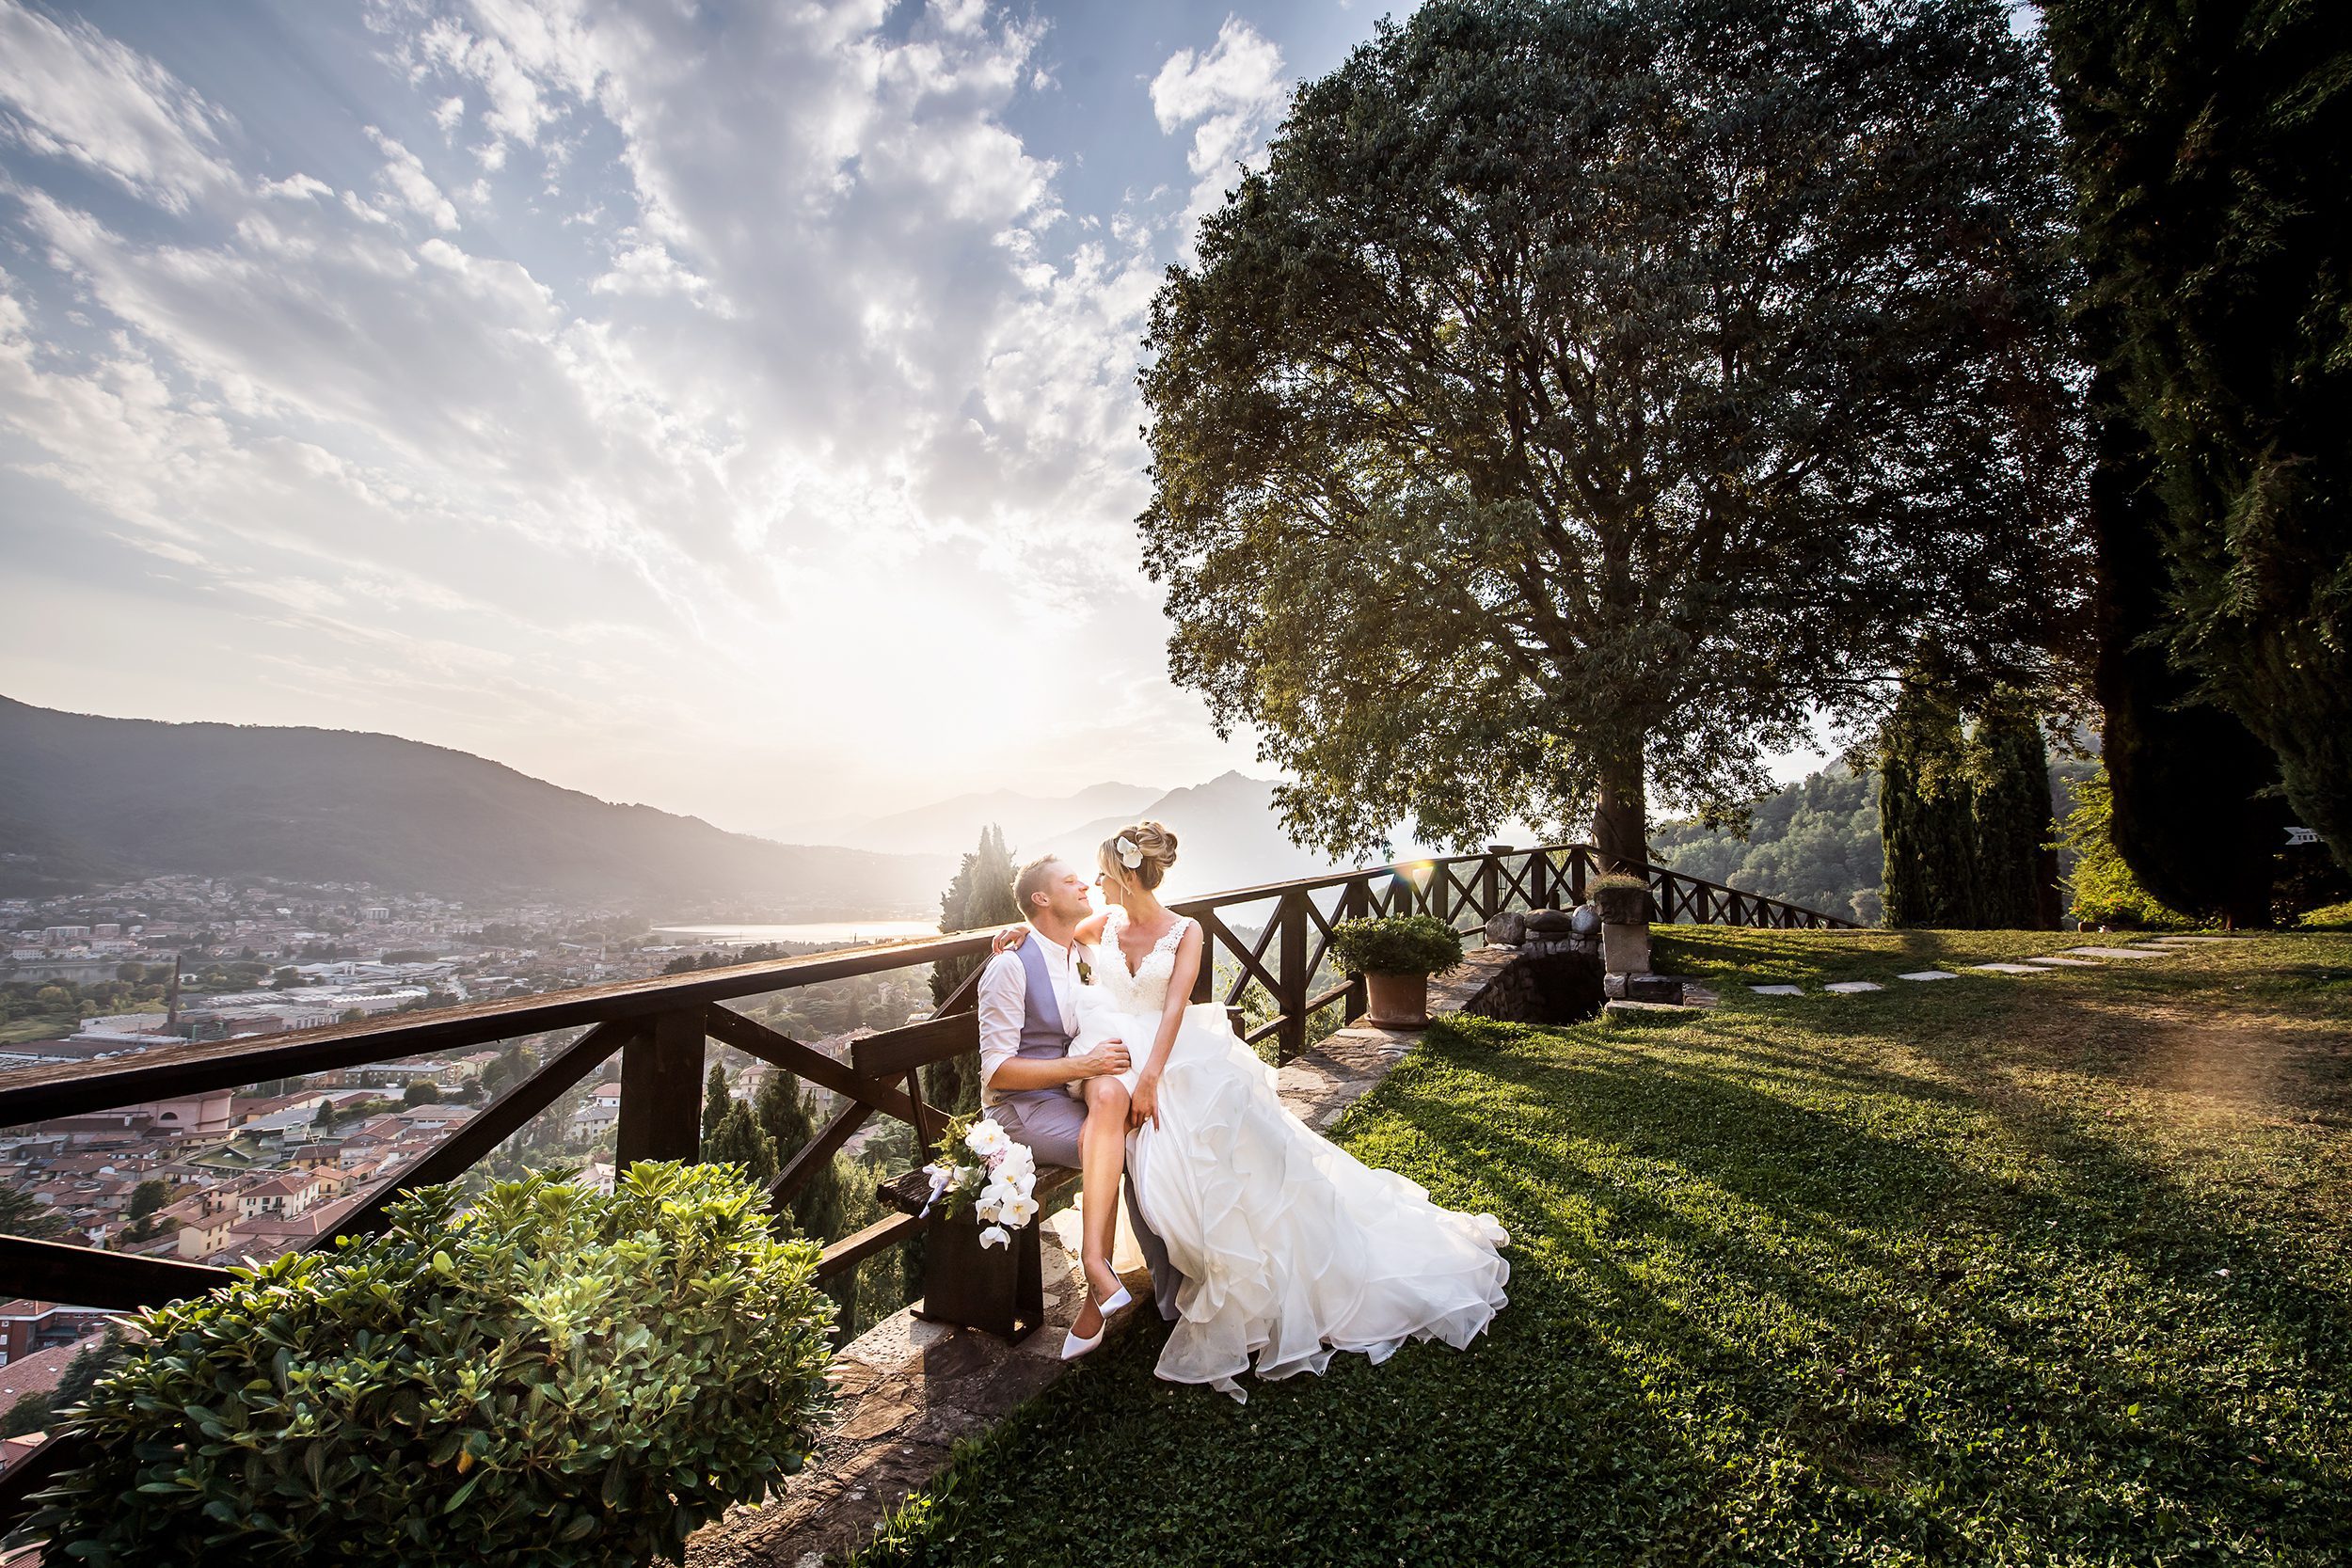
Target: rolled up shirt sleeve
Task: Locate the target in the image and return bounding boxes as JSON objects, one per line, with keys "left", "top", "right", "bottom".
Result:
{"left": 976, "top": 950, "right": 1026, "bottom": 1097}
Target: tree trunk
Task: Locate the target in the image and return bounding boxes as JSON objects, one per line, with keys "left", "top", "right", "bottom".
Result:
{"left": 1594, "top": 747, "right": 1649, "bottom": 873}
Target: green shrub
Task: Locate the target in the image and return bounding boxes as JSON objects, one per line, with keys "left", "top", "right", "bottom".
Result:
{"left": 2300, "top": 900, "right": 2352, "bottom": 931}
{"left": 1327, "top": 914, "right": 1464, "bottom": 976}
{"left": 2054, "top": 766, "right": 2198, "bottom": 930}
{"left": 26, "top": 1163, "right": 834, "bottom": 1568}
{"left": 1585, "top": 872, "right": 1648, "bottom": 894}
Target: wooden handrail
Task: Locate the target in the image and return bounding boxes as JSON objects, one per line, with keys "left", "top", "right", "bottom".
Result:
{"left": 0, "top": 842, "right": 1842, "bottom": 1129}
{"left": 0, "top": 838, "right": 1849, "bottom": 1533}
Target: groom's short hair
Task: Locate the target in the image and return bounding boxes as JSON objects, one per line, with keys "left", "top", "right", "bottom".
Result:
{"left": 1011, "top": 854, "right": 1063, "bottom": 917}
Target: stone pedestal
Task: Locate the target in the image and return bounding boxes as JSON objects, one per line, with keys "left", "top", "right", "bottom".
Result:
{"left": 1600, "top": 920, "right": 1650, "bottom": 974}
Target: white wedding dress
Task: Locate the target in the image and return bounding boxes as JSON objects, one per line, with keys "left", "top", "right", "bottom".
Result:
{"left": 1068, "top": 906, "right": 1510, "bottom": 1400}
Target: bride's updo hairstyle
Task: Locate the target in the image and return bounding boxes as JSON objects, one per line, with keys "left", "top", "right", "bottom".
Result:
{"left": 1098, "top": 819, "right": 1179, "bottom": 895}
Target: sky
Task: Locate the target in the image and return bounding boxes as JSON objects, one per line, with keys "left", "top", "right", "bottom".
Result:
{"left": 0, "top": 0, "right": 1841, "bottom": 845}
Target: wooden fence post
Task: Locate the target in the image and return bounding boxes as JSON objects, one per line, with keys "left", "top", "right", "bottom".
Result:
{"left": 1530, "top": 849, "right": 1551, "bottom": 911}
{"left": 1342, "top": 878, "right": 1370, "bottom": 1020}
{"left": 1278, "top": 888, "right": 1309, "bottom": 1065}
{"left": 615, "top": 1006, "right": 705, "bottom": 1169}
{"left": 1481, "top": 852, "right": 1502, "bottom": 920}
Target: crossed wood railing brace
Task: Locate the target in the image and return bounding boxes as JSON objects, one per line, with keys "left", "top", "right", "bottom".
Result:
{"left": 0, "top": 842, "right": 1849, "bottom": 1527}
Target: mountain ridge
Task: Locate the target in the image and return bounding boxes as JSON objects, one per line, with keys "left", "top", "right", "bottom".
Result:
{"left": 0, "top": 696, "right": 947, "bottom": 907}
{"left": 830, "top": 781, "right": 1164, "bottom": 857}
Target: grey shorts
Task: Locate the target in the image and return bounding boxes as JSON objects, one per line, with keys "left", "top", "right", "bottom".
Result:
{"left": 990, "top": 1090, "right": 1087, "bottom": 1167}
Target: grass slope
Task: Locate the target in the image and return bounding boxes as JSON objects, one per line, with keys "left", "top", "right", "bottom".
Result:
{"left": 856, "top": 929, "right": 2352, "bottom": 1567}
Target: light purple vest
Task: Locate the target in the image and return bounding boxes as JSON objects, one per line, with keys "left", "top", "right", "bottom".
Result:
{"left": 998, "top": 935, "right": 1075, "bottom": 1112}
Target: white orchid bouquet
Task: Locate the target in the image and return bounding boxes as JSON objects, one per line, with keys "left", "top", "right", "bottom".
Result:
{"left": 918, "top": 1111, "right": 1040, "bottom": 1250}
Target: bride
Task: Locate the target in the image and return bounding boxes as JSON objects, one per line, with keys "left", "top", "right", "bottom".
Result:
{"left": 1026, "top": 820, "right": 1509, "bottom": 1400}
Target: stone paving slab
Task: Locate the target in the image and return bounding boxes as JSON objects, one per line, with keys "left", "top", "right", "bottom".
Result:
{"left": 2065, "top": 946, "right": 2175, "bottom": 959}
{"left": 2026, "top": 956, "right": 2102, "bottom": 967}
{"left": 1823, "top": 980, "right": 1883, "bottom": 993}
{"left": 2149, "top": 934, "right": 2240, "bottom": 944}
{"left": 1898, "top": 970, "right": 1959, "bottom": 981}
{"left": 1750, "top": 984, "right": 1805, "bottom": 995}
{"left": 1972, "top": 963, "right": 2051, "bottom": 974}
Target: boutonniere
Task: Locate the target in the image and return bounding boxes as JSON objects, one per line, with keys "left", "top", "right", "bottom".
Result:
{"left": 1076, "top": 957, "right": 1094, "bottom": 985}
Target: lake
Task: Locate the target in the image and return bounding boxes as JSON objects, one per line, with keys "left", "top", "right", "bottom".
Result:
{"left": 652, "top": 921, "right": 941, "bottom": 948}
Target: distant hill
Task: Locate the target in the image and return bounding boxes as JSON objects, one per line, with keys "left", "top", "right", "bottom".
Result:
{"left": 1048, "top": 771, "right": 1356, "bottom": 900}
{"left": 0, "top": 696, "right": 948, "bottom": 906}
{"left": 1649, "top": 758, "right": 2097, "bottom": 926}
{"left": 1650, "top": 766, "right": 1887, "bottom": 925}
{"left": 834, "top": 782, "right": 1164, "bottom": 857}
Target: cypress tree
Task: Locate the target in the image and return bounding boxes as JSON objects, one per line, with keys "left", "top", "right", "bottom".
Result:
{"left": 700, "top": 1061, "right": 731, "bottom": 1144}
{"left": 1877, "top": 725, "right": 1929, "bottom": 929}
{"left": 1967, "top": 701, "right": 2058, "bottom": 930}
{"left": 1879, "top": 679, "right": 1980, "bottom": 928}
{"left": 2044, "top": 1, "right": 2352, "bottom": 870}
{"left": 926, "top": 824, "right": 1020, "bottom": 1118}
{"left": 703, "top": 1100, "right": 777, "bottom": 1182}
{"left": 754, "top": 1070, "right": 843, "bottom": 1243}
{"left": 2083, "top": 368, "right": 2290, "bottom": 925}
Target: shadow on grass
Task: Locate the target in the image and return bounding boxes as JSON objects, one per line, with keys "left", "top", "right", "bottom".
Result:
{"left": 855, "top": 989, "right": 2352, "bottom": 1568}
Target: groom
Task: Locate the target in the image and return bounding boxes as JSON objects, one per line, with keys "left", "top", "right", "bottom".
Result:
{"left": 975, "top": 853, "right": 1182, "bottom": 1337}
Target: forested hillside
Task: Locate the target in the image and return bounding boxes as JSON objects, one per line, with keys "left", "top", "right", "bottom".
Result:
{"left": 1652, "top": 761, "right": 2095, "bottom": 926}
{"left": 0, "top": 697, "right": 946, "bottom": 904}
{"left": 1650, "top": 767, "right": 1887, "bottom": 924}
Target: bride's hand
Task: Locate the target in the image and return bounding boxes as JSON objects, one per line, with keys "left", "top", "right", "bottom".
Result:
{"left": 990, "top": 925, "right": 1028, "bottom": 955}
{"left": 1127, "top": 1071, "right": 1162, "bottom": 1132}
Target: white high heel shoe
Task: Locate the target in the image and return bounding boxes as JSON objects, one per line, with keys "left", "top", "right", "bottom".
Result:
{"left": 1060, "top": 1283, "right": 1134, "bottom": 1360}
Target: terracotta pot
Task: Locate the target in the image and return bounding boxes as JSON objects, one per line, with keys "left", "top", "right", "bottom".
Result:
{"left": 1364, "top": 969, "right": 1430, "bottom": 1028}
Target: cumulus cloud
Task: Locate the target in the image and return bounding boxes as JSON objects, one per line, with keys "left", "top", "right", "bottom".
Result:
{"left": 0, "top": 0, "right": 1266, "bottom": 830}
{"left": 1149, "top": 18, "right": 1288, "bottom": 243}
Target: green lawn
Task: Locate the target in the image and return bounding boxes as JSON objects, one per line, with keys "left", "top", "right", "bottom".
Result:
{"left": 857, "top": 929, "right": 2352, "bottom": 1567}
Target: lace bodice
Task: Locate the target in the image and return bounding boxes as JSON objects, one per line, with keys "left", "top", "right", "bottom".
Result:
{"left": 1092, "top": 906, "right": 1192, "bottom": 1016}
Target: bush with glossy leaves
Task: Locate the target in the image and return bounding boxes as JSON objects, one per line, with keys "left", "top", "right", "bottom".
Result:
{"left": 1327, "top": 914, "right": 1465, "bottom": 977}
{"left": 25, "top": 1163, "right": 834, "bottom": 1568}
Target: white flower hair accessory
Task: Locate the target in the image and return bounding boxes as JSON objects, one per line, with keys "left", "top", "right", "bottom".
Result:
{"left": 1115, "top": 834, "right": 1145, "bottom": 869}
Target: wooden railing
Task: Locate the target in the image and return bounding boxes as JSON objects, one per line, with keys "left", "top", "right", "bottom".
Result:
{"left": 0, "top": 842, "right": 1846, "bottom": 1524}
{"left": 1173, "top": 842, "right": 1851, "bottom": 1063}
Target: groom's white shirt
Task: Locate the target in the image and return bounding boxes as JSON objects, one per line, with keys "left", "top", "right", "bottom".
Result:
{"left": 975, "top": 926, "right": 1089, "bottom": 1107}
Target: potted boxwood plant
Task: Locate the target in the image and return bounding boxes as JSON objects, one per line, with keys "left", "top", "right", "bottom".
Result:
{"left": 1587, "top": 871, "right": 1651, "bottom": 927}
{"left": 1328, "top": 914, "right": 1465, "bottom": 1028}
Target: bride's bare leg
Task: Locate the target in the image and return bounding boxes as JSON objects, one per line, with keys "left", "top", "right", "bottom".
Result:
{"left": 1072, "top": 1076, "right": 1131, "bottom": 1339}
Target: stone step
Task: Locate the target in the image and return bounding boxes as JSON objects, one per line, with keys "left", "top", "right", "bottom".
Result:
{"left": 2063, "top": 946, "right": 2175, "bottom": 959}
{"left": 1972, "top": 963, "right": 2051, "bottom": 974}
{"left": 1822, "top": 980, "right": 1883, "bottom": 993}
{"left": 1897, "top": 970, "right": 1958, "bottom": 981}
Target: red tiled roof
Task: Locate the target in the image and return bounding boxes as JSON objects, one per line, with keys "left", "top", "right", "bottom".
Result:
{"left": 0, "top": 1331, "right": 103, "bottom": 1404}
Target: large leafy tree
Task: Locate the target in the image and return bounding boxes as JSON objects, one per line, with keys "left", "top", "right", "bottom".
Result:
{"left": 2043, "top": 1, "right": 2352, "bottom": 869}
{"left": 1139, "top": 0, "right": 2084, "bottom": 869}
